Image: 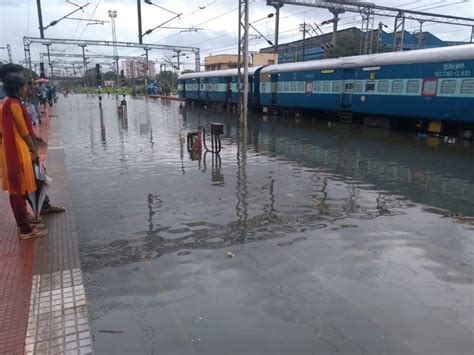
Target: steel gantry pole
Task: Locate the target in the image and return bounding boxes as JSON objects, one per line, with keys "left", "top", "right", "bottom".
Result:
{"left": 108, "top": 10, "right": 119, "bottom": 85}
{"left": 393, "top": 11, "right": 406, "bottom": 51}
{"left": 79, "top": 45, "right": 87, "bottom": 71}
{"left": 267, "top": 1, "right": 283, "bottom": 62}
{"left": 237, "top": 0, "right": 250, "bottom": 127}
{"left": 0, "top": 44, "right": 13, "bottom": 63}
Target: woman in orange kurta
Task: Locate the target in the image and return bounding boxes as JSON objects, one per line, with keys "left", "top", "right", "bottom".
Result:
{"left": 0, "top": 73, "right": 47, "bottom": 239}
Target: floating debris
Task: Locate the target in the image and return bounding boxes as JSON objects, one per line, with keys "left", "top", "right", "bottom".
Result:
{"left": 98, "top": 330, "right": 123, "bottom": 334}
{"left": 226, "top": 251, "right": 235, "bottom": 258}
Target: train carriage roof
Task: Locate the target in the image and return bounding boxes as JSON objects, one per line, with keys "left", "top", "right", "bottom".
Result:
{"left": 260, "top": 44, "right": 474, "bottom": 74}
{"left": 178, "top": 66, "right": 263, "bottom": 80}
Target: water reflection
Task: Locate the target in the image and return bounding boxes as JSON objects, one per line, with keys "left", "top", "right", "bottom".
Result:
{"left": 65, "top": 102, "right": 474, "bottom": 272}
{"left": 99, "top": 107, "right": 106, "bottom": 148}
{"left": 59, "top": 97, "right": 473, "bottom": 354}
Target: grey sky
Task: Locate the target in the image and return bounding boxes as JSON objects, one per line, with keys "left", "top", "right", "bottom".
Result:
{"left": 0, "top": 0, "right": 472, "bottom": 72}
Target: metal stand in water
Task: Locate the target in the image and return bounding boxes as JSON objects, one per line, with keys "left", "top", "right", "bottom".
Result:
{"left": 187, "top": 123, "right": 224, "bottom": 155}
{"left": 200, "top": 123, "right": 224, "bottom": 154}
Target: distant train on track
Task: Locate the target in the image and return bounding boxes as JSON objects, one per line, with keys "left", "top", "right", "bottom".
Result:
{"left": 178, "top": 44, "right": 474, "bottom": 138}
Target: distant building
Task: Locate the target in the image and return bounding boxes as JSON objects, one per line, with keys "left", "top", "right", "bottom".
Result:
{"left": 122, "top": 59, "right": 156, "bottom": 79}
{"left": 260, "top": 27, "right": 470, "bottom": 64}
{"left": 252, "top": 53, "right": 277, "bottom": 66}
{"left": 204, "top": 53, "right": 277, "bottom": 71}
{"left": 204, "top": 55, "right": 239, "bottom": 71}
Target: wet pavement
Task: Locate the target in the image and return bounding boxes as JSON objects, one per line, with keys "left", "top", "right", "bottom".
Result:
{"left": 57, "top": 94, "right": 473, "bottom": 354}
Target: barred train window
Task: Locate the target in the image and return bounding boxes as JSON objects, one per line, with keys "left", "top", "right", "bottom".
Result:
{"left": 440, "top": 80, "right": 456, "bottom": 94}
{"left": 332, "top": 81, "right": 341, "bottom": 92}
{"left": 298, "top": 82, "right": 305, "bottom": 92}
{"left": 392, "top": 80, "right": 403, "bottom": 93}
{"left": 461, "top": 79, "right": 474, "bottom": 95}
{"left": 378, "top": 80, "right": 389, "bottom": 93}
{"left": 284, "top": 83, "right": 290, "bottom": 92}
{"left": 313, "top": 81, "right": 322, "bottom": 92}
{"left": 354, "top": 81, "right": 363, "bottom": 93}
{"left": 291, "top": 82, "right": 297, "bottom": 92}
{"left": 407, "top": 80, "right": 420, "bottom": 94}
{"left": 278, "top": 82, "right": 283, "bottom": 91}
{"left": 322, "top": 82, "right": 331, "bottom": 92}
{"left": 365, "top": 81, "right": 375, "bottom": 92}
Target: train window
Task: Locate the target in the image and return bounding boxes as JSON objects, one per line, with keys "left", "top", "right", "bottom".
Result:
{"left": 461, "top": 79, "right": 474, "bottom": 95}
{"left": 291, "top": 82, "right": 297, "bottom": 92}
{"left": 322, "top": 82, "right": 331, "bottom": 92}
{"left": 313, "top": 81, "right": 321, "bottom": 92}
{"left": 261, "top": 83, "right": 266, "bottom": 93}
{"left": 365, "top": 81, "right": 375, "bottom": 92}
{"left": 378, "top": 80, "right": 389, "bottom": 93}
{"left": 298, "top": 82, "right": 305, "bottom": 92}
{"left": 278, "top": 82, "right": 283, "bottom": 91}
{"left": 354, "top": 81, "right": 363, "bottom": 93}
{"left": 345, "top": 82, "right": 353, "bottom": 92}
{"left": 332, "top": 81, "right": 341, "bottom": 92}
{"left": 407, "top": 80, "right": 420, "bottom": 94}
{"left": 440, "top": 80, "right": 456, "bottom": 94}
{"left": 284, "top": 83, "right": 290, "bottom": 92}
{"left": 391, "top": 80, "right": 403, "bottom": 93}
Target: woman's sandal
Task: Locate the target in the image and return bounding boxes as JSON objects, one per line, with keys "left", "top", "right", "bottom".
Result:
{"left": 19, "top": 228, "right": 48, "bottom": 240}
{"left": 27, "top": 214, "right": 42, "bottom": 224}
{"left": 40, "top": 206, "right": 66, "bottom": 215}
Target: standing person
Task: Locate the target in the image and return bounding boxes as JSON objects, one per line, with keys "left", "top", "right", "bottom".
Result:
{"left": 46, "top": 84, "right": 53, "bottom": 106}
{"left": 0, "top": 63, "right": 24, "bottom": 99}
{"left": 51, "top": 85, "right": 57, "bottom": 103}
{"left": 39, "top": 83, "right": 48, "bottom": 114}
{"left": 0, "top": 73, "right": 47, "bottom": 239}
{"left": 26, "top": 80, "right": 40, "bottom": 125}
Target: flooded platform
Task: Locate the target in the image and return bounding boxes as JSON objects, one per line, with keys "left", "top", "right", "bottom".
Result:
{"left": 1, "top": 94, "right": 473, "bottom": 354}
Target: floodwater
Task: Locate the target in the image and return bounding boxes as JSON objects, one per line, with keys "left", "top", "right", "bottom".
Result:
{"left": 57, "top": 95, "right": 474, "bottom": 355}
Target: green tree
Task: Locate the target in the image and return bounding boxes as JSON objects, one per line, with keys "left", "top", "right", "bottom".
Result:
{"left": 22, "top": 68, "right": 38, "bottom": 80}
{"left": 157, "top": 71, "right": 178, "bottom": 91}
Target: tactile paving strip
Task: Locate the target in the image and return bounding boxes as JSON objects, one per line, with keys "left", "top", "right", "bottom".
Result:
{"left": 25, "top": 268, "right": 93, "bottom": 355}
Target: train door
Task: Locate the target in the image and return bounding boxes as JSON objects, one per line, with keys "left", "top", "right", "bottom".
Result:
{"left": 271, "top": 73, "right": 278, "bottom": 105}
{"left": 198, "top": 78, "right": 206, "bottom": 101}
{"left": 248, "top": 74, "right": 254, "bottom": 105}
{"left": 341, "top": 69, "right": 355, "bottom": 109}
{"left": 225, "top": 78, "right": 232, "bottom": 104}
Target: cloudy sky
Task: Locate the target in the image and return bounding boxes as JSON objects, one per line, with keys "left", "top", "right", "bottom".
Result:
{"left": 0, "top": 0, "right": 473, "bottom": 72}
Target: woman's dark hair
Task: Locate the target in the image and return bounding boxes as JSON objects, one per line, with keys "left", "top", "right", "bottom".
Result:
{"left": 3, "top": 73, "right": 27, "bottom": 98}
{"left": 0, "top": 63, "right": 24, "bottom": 81}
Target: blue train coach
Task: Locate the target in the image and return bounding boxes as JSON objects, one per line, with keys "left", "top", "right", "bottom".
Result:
{"left": 178, "top": 67, "right": 265, "bottom": 107}
{"left": 259, "top": 44, "right": 474, "bottom": 134}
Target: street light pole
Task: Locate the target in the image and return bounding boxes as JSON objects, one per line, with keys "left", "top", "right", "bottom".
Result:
{"left": 36, "top": 0, "right": 45, "bottom": 39}
{"left": 137, "top": 0, "right": 143, "bottom": 44}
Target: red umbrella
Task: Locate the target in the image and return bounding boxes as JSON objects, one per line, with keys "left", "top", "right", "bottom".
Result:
{"left": 34, "top": 78, "right": 50, "bottom": 84}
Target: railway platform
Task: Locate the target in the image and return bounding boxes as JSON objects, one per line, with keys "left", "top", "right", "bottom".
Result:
{"left": 0, "top": 107, "right": 94, "bottom": 354}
